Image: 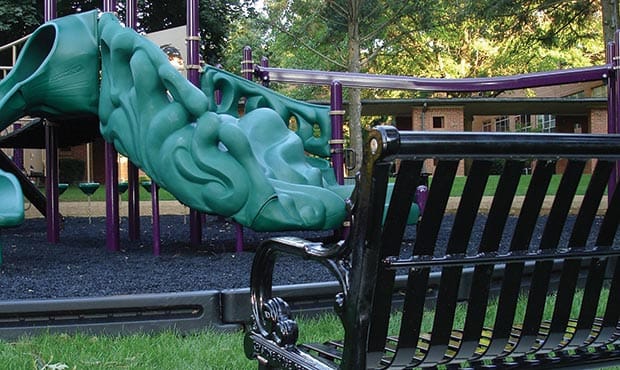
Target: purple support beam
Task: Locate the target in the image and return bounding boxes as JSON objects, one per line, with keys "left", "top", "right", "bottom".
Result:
{"left": 44, "top": 0, "right": 59, "bottom": 243}
{"left": 105, "top": 144, "right": 120, "bottom": 251}
{"left": 151, "top": 182, "right": 161, "bottom": 256}
{"left": 608, "top": 40, "right": 618, "bottom": 198}
{"left": 128, "top": 163, "right": 140, "bottom": 240}
{"left": 102, "top": 0, "right": 115, "bottom": 12}
{"left": 44, "top": 0, "right": 56, "bottom": 21}
{"left": 613, "top": 30, "right": 620, "bottom": 199}
{"left": 260, "top": 56, "right": 269, "bottom": 87}
{"left": 126, "top": 0, "right": 140, "bottom": 241}
{"left": 255, "top": 65, "right": 610, "bottom": 92}
{"left": 232, "top": 46, "right": 259, "bottom": 252}
{"left": 242, "top": 46, "right": 253, "bottom": 81}
{"left": 330, "top": 81, "right": 345, "bottom": 185}
{"left": 187, "top": 0, "right": 202, "bottom": 246}
{"left": 104, "top": 0, "right": 120, "bottom": 252}
{"left": 45, "top": 121, "right": 60, "bottom": 243}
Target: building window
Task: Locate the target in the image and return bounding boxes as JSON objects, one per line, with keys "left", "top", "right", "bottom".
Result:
{"left": 516, "top": 115, "right": 532, "bottom": 132}
{"left": 592, "top": 85, "right": 607, "bottom": 97}
{"left": 432, "top": 116, "right": 444, "bottom": 129}
{"left": 483, "top": 120, "right": 492, "bottom": 132}
{"left": 567, "top": 90, "right": 585, "bottom": 99}
{"left": 537, "top": 114, "right": 556, "bottom": 133}
{"left": 495, "top": 116, "right": 509, "bottom": 132}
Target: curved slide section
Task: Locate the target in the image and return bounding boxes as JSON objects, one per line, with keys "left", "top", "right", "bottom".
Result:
{"left": 0, "top": 169, "right": 24, "bottom": 227}
{"left": 0, "top": 11, "right": 347, "bottom": 232}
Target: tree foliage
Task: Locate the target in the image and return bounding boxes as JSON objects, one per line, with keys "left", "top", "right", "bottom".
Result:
{"left": 0, "top": 0, "right": 254, "bottom": 66}
{"left": 229, "top": 0, "right": 605, "bottom": 169}
{"left": 250, "top": 0, "right": 604, "bottom": 87}
{"left": 0, "top": 1, "right": 40, "bottom": 47}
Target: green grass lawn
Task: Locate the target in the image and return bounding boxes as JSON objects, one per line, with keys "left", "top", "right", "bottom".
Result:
{"left": 52, "top": 184, "right": 177, "bottom": 202}
{"left": 444, "top": 174, "right": 592, "bottom": 197}
{"left": 48, "top": 174, "right": 591, "bottom": 204}
{"left": 0, "top": 314, "right": 343, "bottom": 370}
{"left": 2, "top": 288, "right": 614, "bottom": 369}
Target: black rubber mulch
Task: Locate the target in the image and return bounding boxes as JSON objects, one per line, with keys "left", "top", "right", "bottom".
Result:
{"left": 0, "top": 215, "right": 338, "bottom": 300}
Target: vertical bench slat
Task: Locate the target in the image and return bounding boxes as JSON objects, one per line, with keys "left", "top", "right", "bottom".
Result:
{"left": 510, "top": 160, "right": 557, "bottom": 252}
{"left": 479, "top": 160, "right": 525, "bottom": 253}
{"left": 570, "top": 257, "right": 609, "bottom": 346}
{"left": 393, "top": 159, "right": 458, "bottom": 368}
{"left": 510, "top": 160, "right": 586, "bottom": 355}
{"left": 397, "top": 267, "right": 434, "bottom": 368}
{"left": 540, "top": 160, "right": 587, "bottom": 249}
{"left": 541, "top": 160, "right": 614, "bottom": 351}
{"left": 596, "top": 257, "right": 620, "bottom": 345}
{"left": 482, "top": 160, "right": 556, "bottom": 359}
{"left": 590, "top": 180, "right": 620, "bottom": 345}
{"left": 423, "top": 160, "right": 492, "bottom": 365}
{"left": 570, "top": 160, "right": 614, "bottom": 345}
{"left": 367, "top": 160, "right": 422, "bottom": 366}
{"left": 413, "top": 159, "right": 459, "bottom": 256}
{"left": 569, "top": 160, "right": 613, "bottom": 247}
{"left": 458, "top": 160, "right": 524, "bottom": 361}
{"left": 350, "top": 161, "right": 391, "bottom": 369}
{"left": 596, "top": 177, "right": 620, "bottom": 246}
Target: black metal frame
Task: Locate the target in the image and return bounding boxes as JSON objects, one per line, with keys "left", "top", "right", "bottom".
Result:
{"left": 245, "top": 126, "right": 620, "bottom": 369}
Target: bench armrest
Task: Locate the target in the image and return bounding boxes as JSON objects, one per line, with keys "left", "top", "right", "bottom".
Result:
{"left": 248, "top": 236, "right": 349, "bottom": 346}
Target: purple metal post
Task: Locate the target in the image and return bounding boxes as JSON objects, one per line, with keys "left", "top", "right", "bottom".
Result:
{"left": 44, "top": 0, "right": 59, "bottom": 243}
{"left": 105, "top": 144, "right": 120, "bottom": 251}
{"left": 616, "top": 30, "right": 620, "bottom": 139}
{"left": 127, "top": 163, "right": 140, "bottom": 240}
{"left": 103, "top": 0, "right": 120, "bottom": 252}
{"left": 232, "top": 46, "right": 258, "bottom": 252}
{"left": 45, "top": 121, "right": 60, "bottom": 243}
{"left": 608, "top": 40, "right": 618, "bottom": 198}
{"left": 151, "top": 182, "right": 161, "bottom": 256}
{"left": 260, "top": 56, "right": 269, "bottom": 87}
{"left": 102, "top": 0, "right": 115, "bottom": 12}
{"left": 242, "top": 46, "right": 253, "bottom": 81}
{"left": 611, "top": 30, "right": 620, "bottom": 200}
{"left": 330, "top": 81, "right": 345, "bottom": 185}
{"left": 187, "top": 0, "right": 202, "bottom": 246}
{"left": 126, "top": 0, "right": 140, "bottom": 241}
{"left": 44, "top": 0, "right": 56, "bottom": 21}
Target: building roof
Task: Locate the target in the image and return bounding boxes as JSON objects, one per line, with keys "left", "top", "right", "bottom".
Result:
{"left": 328, "top": 97, "right": 608, "bottom": 117}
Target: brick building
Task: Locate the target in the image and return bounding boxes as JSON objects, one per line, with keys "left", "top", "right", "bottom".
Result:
{"left": 365, "top": 80, "right": 608, "bottom": 175}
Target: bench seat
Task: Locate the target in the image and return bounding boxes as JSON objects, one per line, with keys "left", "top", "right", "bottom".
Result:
{"left": 245, "top": 127, "right": 620, "bottom": 369}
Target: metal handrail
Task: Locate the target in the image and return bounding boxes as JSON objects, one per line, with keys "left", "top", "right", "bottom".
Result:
{"left": 0, "top": 33, "right": 30, "bottom": 52}
{"left": 0, "top": 34, "right": 31, "bottom": 79}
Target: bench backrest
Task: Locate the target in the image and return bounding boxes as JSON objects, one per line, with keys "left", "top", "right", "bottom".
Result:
{"left": 344, "top": 126, "right": 620, "bottom": 368}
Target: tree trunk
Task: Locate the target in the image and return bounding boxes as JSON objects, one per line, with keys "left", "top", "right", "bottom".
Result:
{"left": 347, "top": 0, "right": 363, "bottom": 173}
{"left": 602, "top": 0, "right": 619, "bottom": 43}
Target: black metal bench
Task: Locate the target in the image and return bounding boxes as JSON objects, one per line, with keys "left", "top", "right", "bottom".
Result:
{"left": 244, "top": 126, "right": 620, "bottom": 369}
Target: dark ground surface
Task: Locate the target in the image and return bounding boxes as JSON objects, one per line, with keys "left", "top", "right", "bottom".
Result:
{"left": 0, "top": 213, "right": 602, "bottom": 301}
{"left": 0, "top": 215, "right": 360, "bottom": 300}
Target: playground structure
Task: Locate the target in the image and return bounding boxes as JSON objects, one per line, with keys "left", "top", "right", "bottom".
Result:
{"left": 0, "top": 6, "right": 379, "bottom": 253}
{"left": 0, "top": 2, "right": 616, "bottom": 366}
{"left": 1, "top": 3, "right": 610, "bottom": 257}
{"left": 0, "top": 4, "right": 422, "bottom": 255}
{"left": 241, "top": 32, "right": 620, "bottom": 370}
